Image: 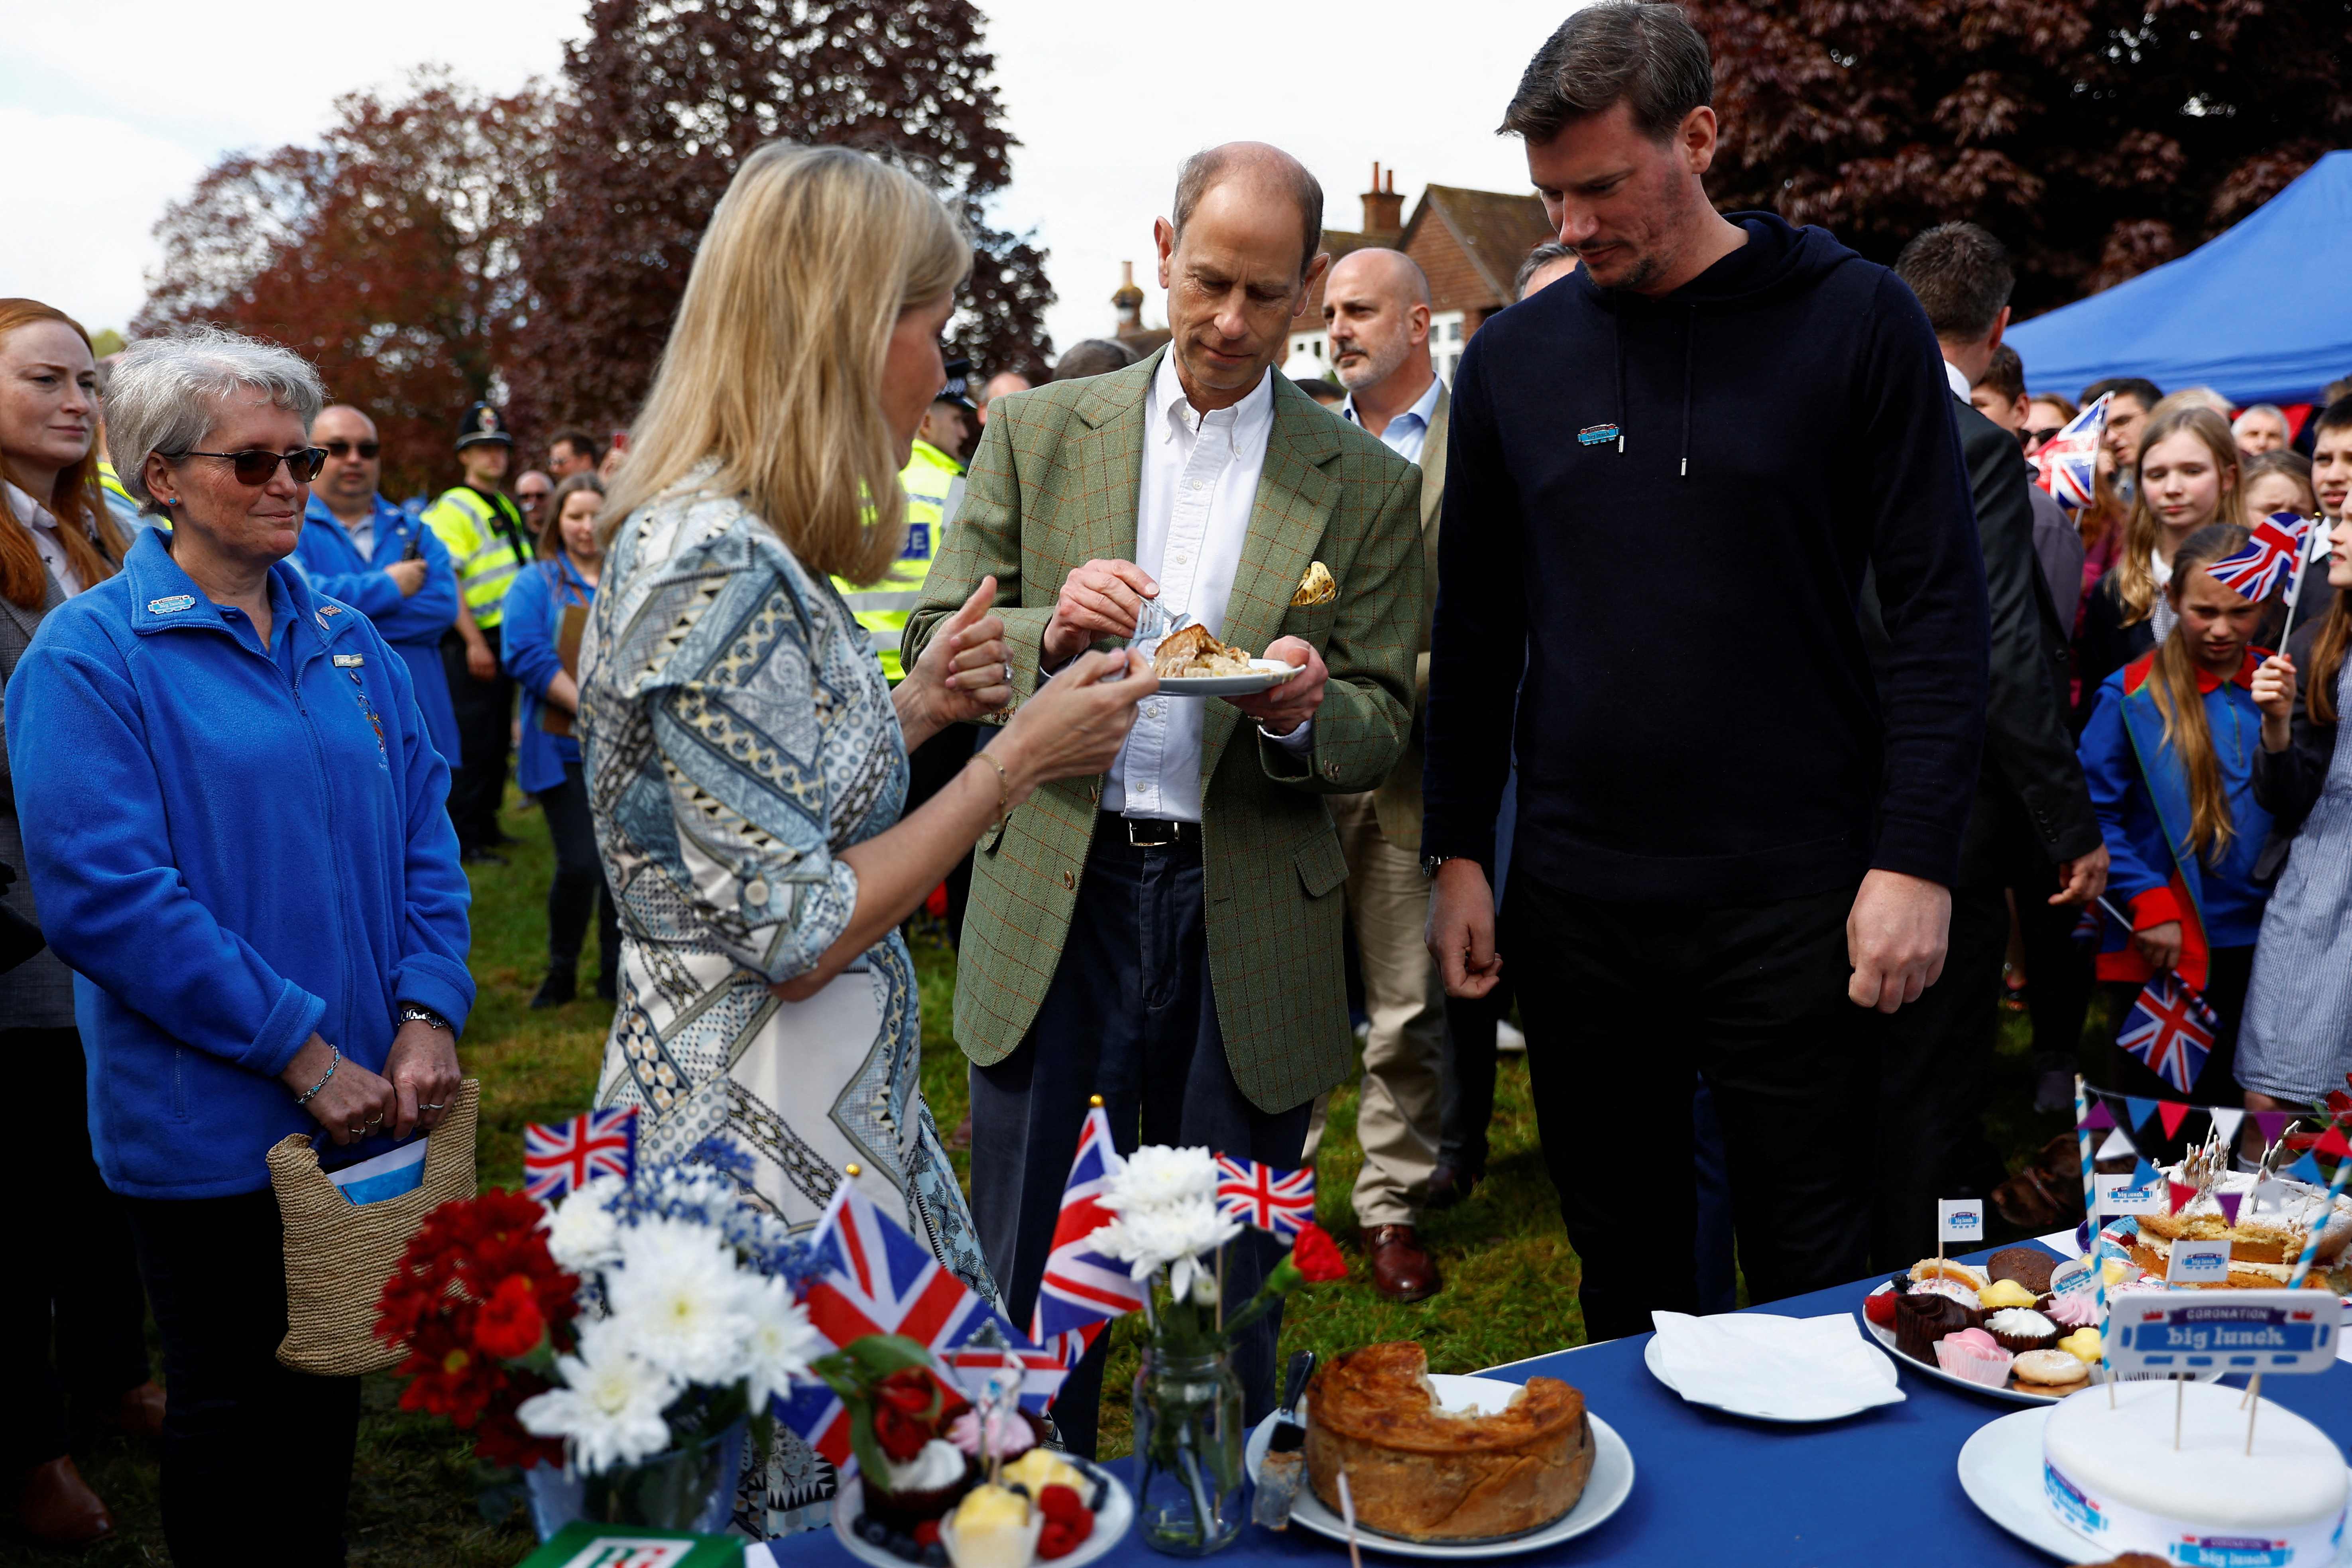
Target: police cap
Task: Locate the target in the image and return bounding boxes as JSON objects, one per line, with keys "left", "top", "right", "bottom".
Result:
{"left": 935, "top": 357, "right": 978, "bottom": 415}
{"left": 456, "top": 401, "right": 513, "bottom": 451}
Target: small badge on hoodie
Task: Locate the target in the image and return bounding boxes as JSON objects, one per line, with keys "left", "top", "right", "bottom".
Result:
{"left": 333, "top": 653, "right": 364, "bottom": 668}
{"left": 146, "top": 594, "right": 196, "bottom": 614}
{"left": 1577, "top": 423, "right": 1620, "bottom": 447}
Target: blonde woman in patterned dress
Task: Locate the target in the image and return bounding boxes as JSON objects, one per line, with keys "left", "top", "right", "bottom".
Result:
{"left": 576, "top": 144, "right": 1152, "bottom": 1523}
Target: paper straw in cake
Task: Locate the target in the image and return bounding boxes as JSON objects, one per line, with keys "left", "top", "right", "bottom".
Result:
{"left": 2282, "top": 1127, "right": 2352, "bottom": 1289}
{"left": 1336, "top": 1468, "right": 1363, "bottom": 1568}
{"left": 2073, "top": 1076, "right": 2111, "bottom": 1391}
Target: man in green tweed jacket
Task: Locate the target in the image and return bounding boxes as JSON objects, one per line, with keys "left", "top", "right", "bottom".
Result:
{"left": 904, "top": 142, "right": 1422, "bottom": 1453}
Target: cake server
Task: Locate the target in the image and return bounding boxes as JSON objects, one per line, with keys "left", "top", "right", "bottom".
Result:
{"left": 1251, "top": 1349, "right": 1316, "bottom": 1529}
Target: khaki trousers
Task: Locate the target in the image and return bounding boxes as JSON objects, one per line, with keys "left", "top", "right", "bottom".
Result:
{"left": 1328, "top": 790, "right": 1445, "bottom": 1228}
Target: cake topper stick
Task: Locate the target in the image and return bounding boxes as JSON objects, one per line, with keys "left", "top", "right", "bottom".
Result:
{"left": 2175, "top": 1379, "right": 2184, "bottom": 1451}
{"left": 2245, "top": 1373, "right": 2263, "bottom": 1455}
{"left": 1336, "top": 1468, "right": 1363, "bottom": 1568}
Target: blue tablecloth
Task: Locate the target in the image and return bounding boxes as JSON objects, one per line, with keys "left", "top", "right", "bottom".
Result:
{"left": 759, "top": 1244, "right": 2352, "bottom": 1568}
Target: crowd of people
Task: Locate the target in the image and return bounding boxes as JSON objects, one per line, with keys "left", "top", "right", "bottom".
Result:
{"left": 6, "top": 0, "right": 2352, "bottom": 1558}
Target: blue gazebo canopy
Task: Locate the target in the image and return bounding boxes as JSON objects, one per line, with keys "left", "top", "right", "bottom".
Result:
{"left": 2005, "top": 150, "right": 2352, "bottom": 407}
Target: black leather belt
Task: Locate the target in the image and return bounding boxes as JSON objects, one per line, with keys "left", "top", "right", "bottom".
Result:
{"left": 1100, "top": 812, "right": 1199, "bottom": 848}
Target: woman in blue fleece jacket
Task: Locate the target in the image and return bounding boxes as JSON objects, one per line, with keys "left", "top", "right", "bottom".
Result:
{"left": 4, "top": 328, "right": 472, "bottom": 1565}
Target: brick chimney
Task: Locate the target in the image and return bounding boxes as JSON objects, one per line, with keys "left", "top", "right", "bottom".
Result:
{"left": 1360, "top": 163, "right": 1404, "bottom": 242}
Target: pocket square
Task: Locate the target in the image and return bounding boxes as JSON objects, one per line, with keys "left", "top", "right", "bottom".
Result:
{"left": 1290, "top": 561, "right": 1337, "bottom": 608}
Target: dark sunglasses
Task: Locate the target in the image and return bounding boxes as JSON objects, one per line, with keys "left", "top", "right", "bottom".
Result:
{"left": 181, "top": 447, "right": 329, "bottom": 486}
{"left": 322, "top": 439, "right": 380, "bottom": 460}
{"left": 2022, "top": 426, "right": 2063, "bottom": 449}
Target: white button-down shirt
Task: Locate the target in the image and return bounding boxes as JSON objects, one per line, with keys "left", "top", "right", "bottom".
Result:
{"left": 1103, "top": 355, "right": 1308, "bottom": 821}
{"left": 1340, "top": 374, "right": 1443, "bottom": 465}
{"left": 6, "top": 481, "right": 83, "bottom": 597}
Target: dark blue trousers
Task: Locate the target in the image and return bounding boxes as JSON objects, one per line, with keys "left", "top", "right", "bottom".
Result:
{"left": 969, "top": 822, "right": 1312, "bottom": 1457}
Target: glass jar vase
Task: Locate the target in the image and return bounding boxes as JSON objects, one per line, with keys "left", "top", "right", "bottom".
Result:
{"left": 523, "top": 1418, "right": 746, "bottom": 1539}
{"left": 1130, "top": 1347, "right": 1245, "bottom": 1555}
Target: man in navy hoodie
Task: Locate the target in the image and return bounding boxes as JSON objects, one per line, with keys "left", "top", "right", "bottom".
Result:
{"left": 1422, "top": 1, "right": 1988, "bottom": 1342}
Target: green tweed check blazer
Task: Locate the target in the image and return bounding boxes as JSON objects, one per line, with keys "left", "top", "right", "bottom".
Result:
{"left": 903, "top": 349, "right": 1424, "bottom": 1114}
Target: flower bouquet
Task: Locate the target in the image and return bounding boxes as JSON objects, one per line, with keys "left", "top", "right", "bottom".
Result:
{"left": 376, "top": 1140, "right": 822, "bottom": 1535}
{"left": 1090, "top": 1147, "right": 1346, "bottom": 1555}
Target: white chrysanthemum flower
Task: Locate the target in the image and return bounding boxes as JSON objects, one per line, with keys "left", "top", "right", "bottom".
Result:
{"left": 541, "top": 1177, "right": 627, "bottom": 1272}
{"left": 1102, "top": 1145, "right": 1219, "bottom": 1215}
{"left": 605, "top": 1217, "right": 754, "bottom": 1385}
{"left": 738, "top": 1274, "right": 824, "bottom": 1410}
{"left": 1093, "top": 1194, "right": 1240, "bottom": 1299}
{"left": 517, "top": 1318, "right": 679, "bottom": 1474}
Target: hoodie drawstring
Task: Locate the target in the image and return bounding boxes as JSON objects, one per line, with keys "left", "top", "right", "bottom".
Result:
{"left": 1613, "top": 313, "right": 1628, "bottom": 455}
{"left": 1680, "top": 307, "right": 1695, "bottom": 480}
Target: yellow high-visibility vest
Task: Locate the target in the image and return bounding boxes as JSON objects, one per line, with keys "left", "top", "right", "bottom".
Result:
{"left": 423, "top": 485, "right": 530, "bottom": 630}
{"left": 835, "top": 439, "right": 962, "bottom": 683}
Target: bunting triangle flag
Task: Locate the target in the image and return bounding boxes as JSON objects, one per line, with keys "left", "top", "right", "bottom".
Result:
{"left": 2131, "top": 1155, "right": 2161, "bottom": 1188}
{"left": 2158, "top": 1100, "right": 2192, "bottom": 1138}
{"left": 2253, "top": 1111, "right": 2294, "bottom": 1143}
{"left": 2208, "top": 1107, "right": 2245, "bottom": 1150}
{"left": 2319, "top": 1125, "right": 2352, "bottom": 1159}
{"left": 2096, "top": 1127, "right": 2137, "bottom": 1161}
{"left": 2084, "top": 1097, "right": 2114, "bottom": 1131}
{"left": 2167, "top": 1178, "right": 2199, "bottom": 1214}
{"left": 2215, "top": 1189, "right": 2244, "bottom": 1226}
{"left": 2283, "top": 1151, "right": 2330, "bottom": 1186}
{"left": 2126, "top": 1097, "right": 2162, "bottom": 1135}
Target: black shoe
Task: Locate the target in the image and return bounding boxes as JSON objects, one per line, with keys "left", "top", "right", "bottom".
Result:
{"left": 595, "top": 970, "right": 618, "bottom": 1003}
{"left": 1425, "top": 1163, "right": 1482, "bottom": 1212}
{"left": 530, "top": 970, "right": 577, "bottom": 1009}
{"left": 460, "top": 846, "right": 507, "bottom": 866}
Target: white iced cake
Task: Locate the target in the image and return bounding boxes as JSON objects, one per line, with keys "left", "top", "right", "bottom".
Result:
{"left": 2042, "top": 1381, "right": 2348, "bottom": 1564}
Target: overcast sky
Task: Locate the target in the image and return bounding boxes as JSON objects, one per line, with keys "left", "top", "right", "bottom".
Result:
{"left": 0, "top": 0, "right": 1558, "bottom": 362}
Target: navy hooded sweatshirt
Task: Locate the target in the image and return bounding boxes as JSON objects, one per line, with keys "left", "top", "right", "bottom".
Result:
{"left": 1422, "top": 212, "right": 1988, "bottom": 903}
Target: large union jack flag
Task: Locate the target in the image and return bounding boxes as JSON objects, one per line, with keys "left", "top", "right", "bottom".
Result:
{"left": 2032, "top": 392, "right": 2110, "bottom": 512}
{"left": 521, "top": 1107, "right": 637, "bottom": 1200}
{"left": 1030, "top": 1106, "right": 1146, "bottom": 1365}
{"left": 1213, "top": 1155, "right": 1317, "bottom": 1238}
{"left": 2118, "top": 971, "right": 2218, "bottom": 1095}
{"left": 777, "top": 1181, "right": 1066, "bottom": 1476}
{"left": 2207, "top": 510, "right": 2311, "bottom": 603}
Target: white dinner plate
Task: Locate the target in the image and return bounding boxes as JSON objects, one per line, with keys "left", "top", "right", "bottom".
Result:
{"left": 1858, "top": 1282, "right": 2222, "bottom": 1405}
{"left": 1150, "top": 659, "right": 1301, "bottom": 697}
{"left": 1241, "top": 1373, "right": 1633, "bottom": 1558}
{"left": 1641, "top": 1322, "right": 1902, "bottom": 1422}
{"left": 1956, "top": 1405, "right": 2352, "bottom": 1564}
{"left": 829, "top": 1463, "right": 1131, "bottom": 1568}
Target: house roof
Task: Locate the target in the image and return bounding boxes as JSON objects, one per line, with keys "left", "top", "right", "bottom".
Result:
{"left": 1401, "top": 186, "right": 1555, "bottom": 309}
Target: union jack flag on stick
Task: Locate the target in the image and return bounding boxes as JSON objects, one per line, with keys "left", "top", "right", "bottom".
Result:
{"left": 521, "top": 1106, "right": 637, "bottom": 1200}
{"left": 2118, "top": 971, "right": 2218, "bottom": 1096}
{"left": 2031, "top": 392, "right": 2110, "bottom": 512}
{"left": 1213, "top": 1154, "right": 1318, "bottom": 1238}
{"left": 2207, "top": 511, "right": 2310, "bottom": 604}
{"left": 1030, "top": 1103, "right": 1146, "bottom": 1368}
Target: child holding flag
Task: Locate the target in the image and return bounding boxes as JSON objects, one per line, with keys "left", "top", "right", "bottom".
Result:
{"left": 2079, "top": 522, "right": 2279, "bottom": 1112}
{"left": 2240, "top": 511, "right": 2352, "bottom": 1120}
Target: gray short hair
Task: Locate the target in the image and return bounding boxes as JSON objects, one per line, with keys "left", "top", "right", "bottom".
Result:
{"left": 1501, "top": 2, "right": 1713, "bottom": 145}
{"left": 2234, "top": 403, "right": 2289, "bottom": 433}
{"left": 1172, "top": 144, "right": 1324, "bottom": 279}
{"left": 106, "top": 327, "right": 324, "bottom": 514}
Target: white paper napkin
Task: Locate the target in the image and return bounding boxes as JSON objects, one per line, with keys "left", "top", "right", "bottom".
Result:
{"left": 1650, "top": 1310, "right": 1906, "bottom": 1420}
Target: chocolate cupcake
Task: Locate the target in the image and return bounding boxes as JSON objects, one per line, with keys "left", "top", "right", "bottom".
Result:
{"left": 1984, "top": 1306, "right": 2059, "bottom": 1354}
{"left": 1988, "top": 1246, "right": 2057, "bottom": 1296}
{"left": 864, "top": 1438, "right": 979, "bottom": 1533}
{"left": 1894, "top": 1286, "right": 1976, "bottom": 1361}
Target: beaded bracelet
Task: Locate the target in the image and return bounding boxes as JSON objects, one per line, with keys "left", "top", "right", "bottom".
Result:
{"left": 293, "top": 1043, "right": 340, "bottom": 1106}
{"left": 978, "top": 753, "right": 1011, "bottom": 826}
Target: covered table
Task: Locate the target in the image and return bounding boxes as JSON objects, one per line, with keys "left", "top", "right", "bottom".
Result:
{"left": 754, "top": 1239, "right": 2352, "bottom": 1568}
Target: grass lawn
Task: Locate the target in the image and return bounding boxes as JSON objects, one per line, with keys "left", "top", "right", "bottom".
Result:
{"left": 12, "top": 790, "right": 2079, "bottom": 1566}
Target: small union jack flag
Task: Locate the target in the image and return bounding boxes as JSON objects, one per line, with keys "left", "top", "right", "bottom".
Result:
{"left": 1213, "top": 1155, "right": 1317, "bottom": 1238}
{"left": 521, "top": 1106, "right": 637, "bottom": 1200}
{"left": 2118, "top": 972, "right": 2218, "bottom": 1095}
{"left": 1030, "top": 1105, "right": 1145, "bottom": 1366}
{"left": 2207, "top": 511, "right": 2311, "bottom": 603}
{"left": 2032, "top": 392, "right": 2110, "bottom": 513}
{"left": 777, "top": 1180, "right": 1066, "bottom": 1477}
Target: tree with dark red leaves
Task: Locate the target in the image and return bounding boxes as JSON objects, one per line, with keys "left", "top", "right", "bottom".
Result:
{"left": 135, "top": 69, "right": 555, "bottom": 503}
{"left": 1692, "top": 0, "right": 2349, "bottom": 317}
{"left": 507, "top": 0, "right": 1054, "bottom": 438}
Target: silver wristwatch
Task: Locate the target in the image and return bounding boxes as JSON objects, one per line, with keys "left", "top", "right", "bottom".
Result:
{"left": 398, "top": 1005, "right": 453, "bottom": 1035}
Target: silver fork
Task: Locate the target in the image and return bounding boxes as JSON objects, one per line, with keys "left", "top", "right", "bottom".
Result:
{"left": 1129, "top": 598, "right": 1190, "bottom": 648}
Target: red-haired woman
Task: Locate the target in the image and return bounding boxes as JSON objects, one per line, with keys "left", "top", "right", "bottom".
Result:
{"left": 0, "top": 297, "right": 149, "bottom": 1546}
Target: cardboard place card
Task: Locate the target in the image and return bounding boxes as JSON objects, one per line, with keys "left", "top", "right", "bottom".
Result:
{"left": 2106, "top": 1289, "right": 2342, "bottom": 1376}
{"left": 2165, "top": 1238, "right": 2232, "bottom": 1286}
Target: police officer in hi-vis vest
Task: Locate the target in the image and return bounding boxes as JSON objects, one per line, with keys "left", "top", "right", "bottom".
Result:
{"left": 424, "top": 402, "right": 532, "bottom": 862}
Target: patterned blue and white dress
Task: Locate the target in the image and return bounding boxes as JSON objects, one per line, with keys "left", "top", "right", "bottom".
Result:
{"left": 578, "top": 468, "right": 992, "bottom": 1527}
{"left": 2240, "top": 655, "right": 2352, "bottom": 1104}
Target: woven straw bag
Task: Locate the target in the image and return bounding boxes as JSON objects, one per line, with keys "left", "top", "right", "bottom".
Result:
{"left": 267, "top": 1077, "right": 480, "bottom": 1375}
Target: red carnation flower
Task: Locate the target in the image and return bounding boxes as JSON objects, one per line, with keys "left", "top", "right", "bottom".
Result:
{"left": 1287, "top": 1222, "right": 1347, "bottom": 1283}
{"left": 874, "top": 1402, "right": 930, "bottom": 1463}
{"left": 473, "top": 1274, "right": 547, "bottom": 1360}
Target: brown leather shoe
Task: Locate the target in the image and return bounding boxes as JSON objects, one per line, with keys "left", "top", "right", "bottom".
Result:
{"left": 1424, "top": 1164, "right": 1480, "bottom": 1212}
{"left": 1364, "top": 1224, "right": 1441, "bottom": 1302}
{"left": 17, "top": 1456, "right": 114, "bottom": 1547}
{"left": 114, "top": 1380, "right": 166, "bottom": 1439}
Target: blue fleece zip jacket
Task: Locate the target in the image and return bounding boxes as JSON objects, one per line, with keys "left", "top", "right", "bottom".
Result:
{"left": 294, "top": 493, "right": 461, "bottom": 763}
{"left": 6, "top": 527, "right": 474, "bottom": 1199}
{"left": 501, "top": 555, "right": 594, "bottom": 795}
